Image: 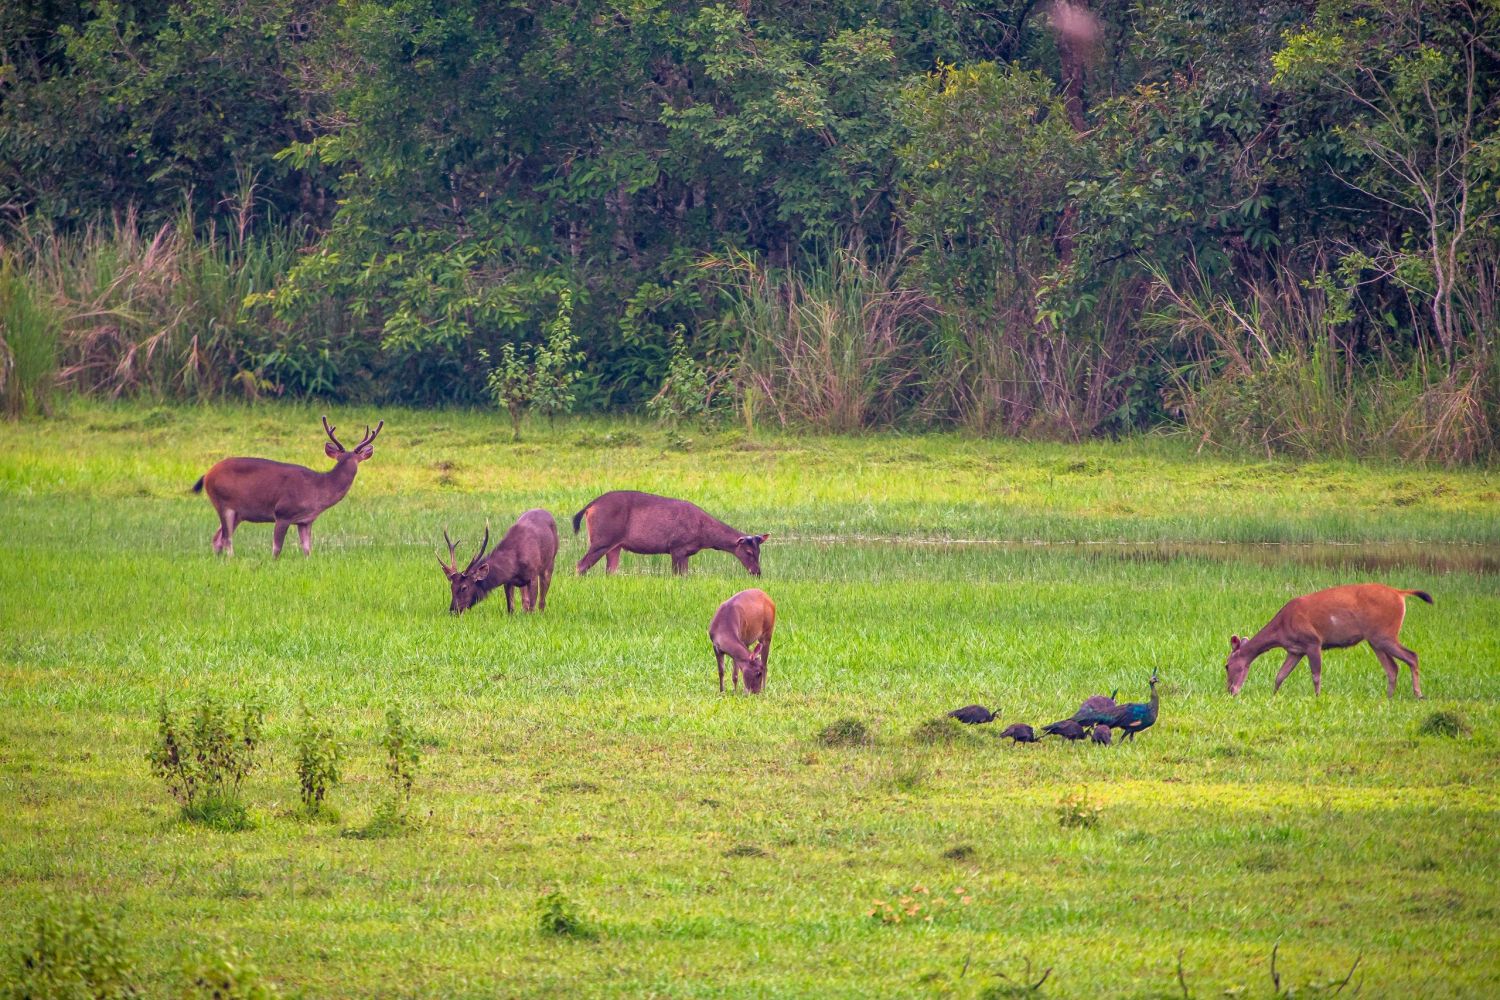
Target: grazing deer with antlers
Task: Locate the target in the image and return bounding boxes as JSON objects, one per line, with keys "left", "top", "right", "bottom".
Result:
{"left": 438, "top": 509, "right": 558, "bottom": 615}
{"left": 191, "top": 417, "right": 382, "bottom": 557}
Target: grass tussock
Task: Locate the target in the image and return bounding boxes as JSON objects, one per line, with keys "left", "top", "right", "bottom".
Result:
{"left": 1418, "top": 710, "right": 1472, "bottom": 738}
{"left": 817, "top": 717, "right": 873, "bottom": 747}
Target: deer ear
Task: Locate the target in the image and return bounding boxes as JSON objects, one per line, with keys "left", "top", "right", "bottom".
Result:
{"left": 1230, "top": 635, "right": 1242, "bottom": 651}
{"left": 355, "top": 444, "right": 375, "bottom": 460}
{"left": 325, "top": 441, "right": 342, "bottom": 458}
{"left": 471, "top": 562, "right": 490, "bottom": 581}
{"left": 757, "top": 533, "right": 770, "bottom": 543}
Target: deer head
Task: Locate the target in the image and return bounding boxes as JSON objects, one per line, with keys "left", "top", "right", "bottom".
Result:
{"left": 732, "top": 534, "right": 770, "bottom": 576}
{"left": 323, "top": 416, "right": 383, "bottom": 462}
{"left": 438, "top": 524, "right": 492, "bottom": 615}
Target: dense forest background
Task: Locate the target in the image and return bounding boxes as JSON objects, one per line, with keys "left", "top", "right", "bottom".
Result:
{"left": 1, "top": 1, "right": 1496, "bottom": 461}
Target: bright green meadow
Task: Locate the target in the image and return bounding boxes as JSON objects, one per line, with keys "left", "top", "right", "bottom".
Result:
{"left": 2, "top": 403, "right": 1498, "bottom": 998}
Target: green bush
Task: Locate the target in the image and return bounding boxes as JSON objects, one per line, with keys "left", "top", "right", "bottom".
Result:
{"left": 0, "top": 257, "right": 61, "bottom": 418}
{"left": 180, "top": 943, "right": 280, "bottom": 1000}
{"left": 293, "top": 709, "right": 343, "bottom": 816}
{"left": 5, "top": 900, "right": 140, "bottom": 1000}
{"left": 146, "top": 696, "right": 263, "bottom": 830}
{"left": 535, "top": 892, "right": 597, "bottom": 940}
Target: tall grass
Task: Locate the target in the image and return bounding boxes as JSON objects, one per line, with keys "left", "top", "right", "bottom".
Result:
{"left": 713, "top": 250, "right": 933, "bottom": 432}
{"left": 1150, "top": 262, "right": 1497, "bottom": 465}
{"left": 0, "top": 256, "right": 62, "bottom": 417}
{"left": 3, "top": 207, "right": 306, "bottom": 401}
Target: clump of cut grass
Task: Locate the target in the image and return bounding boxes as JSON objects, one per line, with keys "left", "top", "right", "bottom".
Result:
{"left": 1417, "top": 710, "right": 1471, "bottom": 738}
{"left": 724, "top": 844, "right": 768, "bottom": 859}
{"left": 818, "top": 717, "right": 872, "bottom": 747}
{"left": 6, "top": 899, "right": 139, "bottom": 1000}
{"left": 536, "top": 891, "right": 597, "bottom": 940}
{"left": 910, "top": 715, "right": 976, "bottom": 745}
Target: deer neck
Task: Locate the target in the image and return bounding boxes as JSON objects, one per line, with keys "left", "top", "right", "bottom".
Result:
{"left": 318, "top": 456, "right": 360, "bottom": 503}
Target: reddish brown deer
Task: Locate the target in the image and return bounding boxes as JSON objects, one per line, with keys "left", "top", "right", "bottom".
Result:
{"left": 192, "top": 417, "right": 382, "bottom": 557}
{"left": 571, "top": 490, "right": 769, "bottom": 576}
{"left": 709, "top": 588, "right": 776, "bottom": 693}
{"left": 1225, "top": 583, "right": 1433, "bottom": 697}
{"left": 438, "top": 509, "right": 558, "bottom": 615}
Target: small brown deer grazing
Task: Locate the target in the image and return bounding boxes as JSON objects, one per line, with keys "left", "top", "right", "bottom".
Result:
{"left": 192, "top": 417, "right": 382, "bottom": 557}
{"left": 708, "top": 588, "right": 776, "bottom": 694}
{"left": 572, "top": 490, "right": 769, "bottom": 576}
{"left": 438, "top": 509, "right": 558, "bottom": 615}
{"left": 1226, "top": 583, "right": 1433, "bottom": 697}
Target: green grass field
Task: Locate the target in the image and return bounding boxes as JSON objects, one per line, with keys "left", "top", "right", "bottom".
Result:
{"left": 2, "top": 402, "right": 1498, "bottom": 998}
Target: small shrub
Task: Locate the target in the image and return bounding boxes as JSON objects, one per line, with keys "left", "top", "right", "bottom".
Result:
{"left": 480, "top": 288, "right": 584, "bottom": 440}
{"left": 181, "top": 943, "right": 280, "bottom": 999}
{"left": 1056, "top": 788, "right": 1102, "bottom": 829}
{"left": 0, "top": 257, "right": 62, "bottom": 419}
{"left": 294, "top": 710, "right": 343, "bottom": 815}
{"left": 147, "top": 696, "right": 263, "bottom": 829}
{"left": 6, "top": 900, "right": 140, "bottom": 1000}
{"left": 818, "top": 718, "right": 872, "bottom": 747}
{"left": 1417, "top": 710, "right": 1471, "bottom": 738}
{"left": 646, "top": 327, "right": 728, "bottom": 428}
{"left": 536, "top": 891, "right": 597, "bottom": 940}
{"left": 381, "top": 706, "right": 420, "bottom": 801}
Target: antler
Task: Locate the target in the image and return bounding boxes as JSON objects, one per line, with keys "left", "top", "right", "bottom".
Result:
{"left": 437, "top": 529, "right": 461, "bottom": 575}
{"left": 321, "top": 415, "right": 346, "bottom": 452}
{"left": 464, "top": 521, "right": 492, "bottom": 572}
{"left": 355, "top": 419, "right": 384, "bottom": 451}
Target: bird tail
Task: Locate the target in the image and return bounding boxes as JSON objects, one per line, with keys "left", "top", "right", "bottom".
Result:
{"left": 1404, "top": 589, "right": 1434, "bottom": 605}
{"left": 191, "top": 476, "right": 205, "bottom": 494}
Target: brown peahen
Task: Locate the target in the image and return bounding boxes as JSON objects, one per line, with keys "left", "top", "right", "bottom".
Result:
{"left": 948, "top": 704, "right": 997, "bottom": 725}
{"left": 998, "top": 723, "right": 1038, "bottom": 743}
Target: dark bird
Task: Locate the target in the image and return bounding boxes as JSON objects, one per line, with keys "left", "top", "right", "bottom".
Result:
{"left": 948, "top": 704, "right": 997, "bottom": 725}
{"left": 1071, "top": 688, "right": 1119, "bottom": 721}
{"left": 998, "top": 723, "right": 1038, "bottom": 743}
{"left": 1041, "top": 719, "right": 1089, "bottom": 741}
{"left": 1091, "top": 724, "right": 1112, "bottom": 746}
{"left": 1075, "top": 672, "right": 1159, "bottom": 741}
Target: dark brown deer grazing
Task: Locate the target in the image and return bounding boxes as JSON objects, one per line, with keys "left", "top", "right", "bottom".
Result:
{"left": 708, "top": 588, "right": 776, "bottom": 693}
{"left": 1226, "top": 583, "right": 1433, "bottom": 698}
{"left": 438, "top": 509, "right": 558, "bottom": 615}
{"left": 572, "top": 490, "right": 769, "bottom": 576}
{"left": 191, "top": 417, "right": 382, "bottom": 557}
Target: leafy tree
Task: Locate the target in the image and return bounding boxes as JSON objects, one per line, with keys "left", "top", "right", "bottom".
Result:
{"left": 481, "top": 289, "right": 585, "bottom": 439}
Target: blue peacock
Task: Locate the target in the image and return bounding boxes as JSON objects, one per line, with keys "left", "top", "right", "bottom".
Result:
{"left": 1071, "top": 672, "right": 1159, "bottom": 741}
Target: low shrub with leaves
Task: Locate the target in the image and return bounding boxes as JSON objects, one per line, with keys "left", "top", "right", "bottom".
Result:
{"left": 146, "top": 696, "right": 263, "bottom": 831}
{"left": 1056, "top": 788, "right": 1103, "bottom": 829}
{"left": 293, "top": 709, "right": 343, "bottom": 817}
{"left": 536, "top": 891, "right": 597, "bottom": 940}
{"left": 646, "top": 328, "right": 728, "bottom": 428}
{"left": 480, "top": 288, "right": 584, "bottom": 440}
{"left": 817, "top": 717, "right": 872, "bottom": 747}
{"left": 1418, "top": 710, "right": 1471, "bottom": 738}
{"left": 181, "top": 943, "right": 280, "bottom": 1000}
{"left": 5, "top": 899, "right": 139, "bottom": 1000}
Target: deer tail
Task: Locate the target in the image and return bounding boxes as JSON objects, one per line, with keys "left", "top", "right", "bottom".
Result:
{"left": 571, "top": 504, "right": 588, "bottom": 535}
{"left": 1404, "top": 589, "right": 1434, "bottom": 605}
{"left": 191, "top": 476, "right": 205, "bottom": 494}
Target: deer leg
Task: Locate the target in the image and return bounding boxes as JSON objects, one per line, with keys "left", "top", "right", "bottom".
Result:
{"left": 1306, "top": 647, "right": 1324, "bottom": 695}
{"left": 538, "top": 567, "right": 551, "bottom": 611}
{"left": 1372, "top": 646, "right": 1401, "bottom": 698}
{"left": 297, "top": 523, "right": 312, "bottom": 556}
{"left": 212, "top": 509, "right": 229, "bottom": 555}
{"left": 716, "top": 649, "right": 726, "bottom": 692}
{"left": 604, "top": 547, "right": 622, "bottom": 574}
{"left": 576, "top": 545, "right": 609, "bottom": 575}
{"left": 524, "top": 579, "right": 538, "bottom": 612}
{"left": 1272, "top": 651, "right": 1302, "bottom": 693}
{"left": 219, "top": 509, "right": 238, "bottom": 556}
{"left": 272, "top": 519, "right": 290, "bottom": 558}
{"left": 504, "top": 585, "right": 515, "bottom": 614}
{"left": 671, "top": 550, "right": 691, "bottom": 575}
{"left": 1379, "top": 639, "right": 1423, "bottom": 698}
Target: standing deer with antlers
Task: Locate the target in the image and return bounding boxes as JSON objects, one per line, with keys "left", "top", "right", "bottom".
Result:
{"left": 438, "top": 509, "right": 558, "bottom": 615}
{"left": 192, "top": 416, "right": 383, "bottom": 557}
